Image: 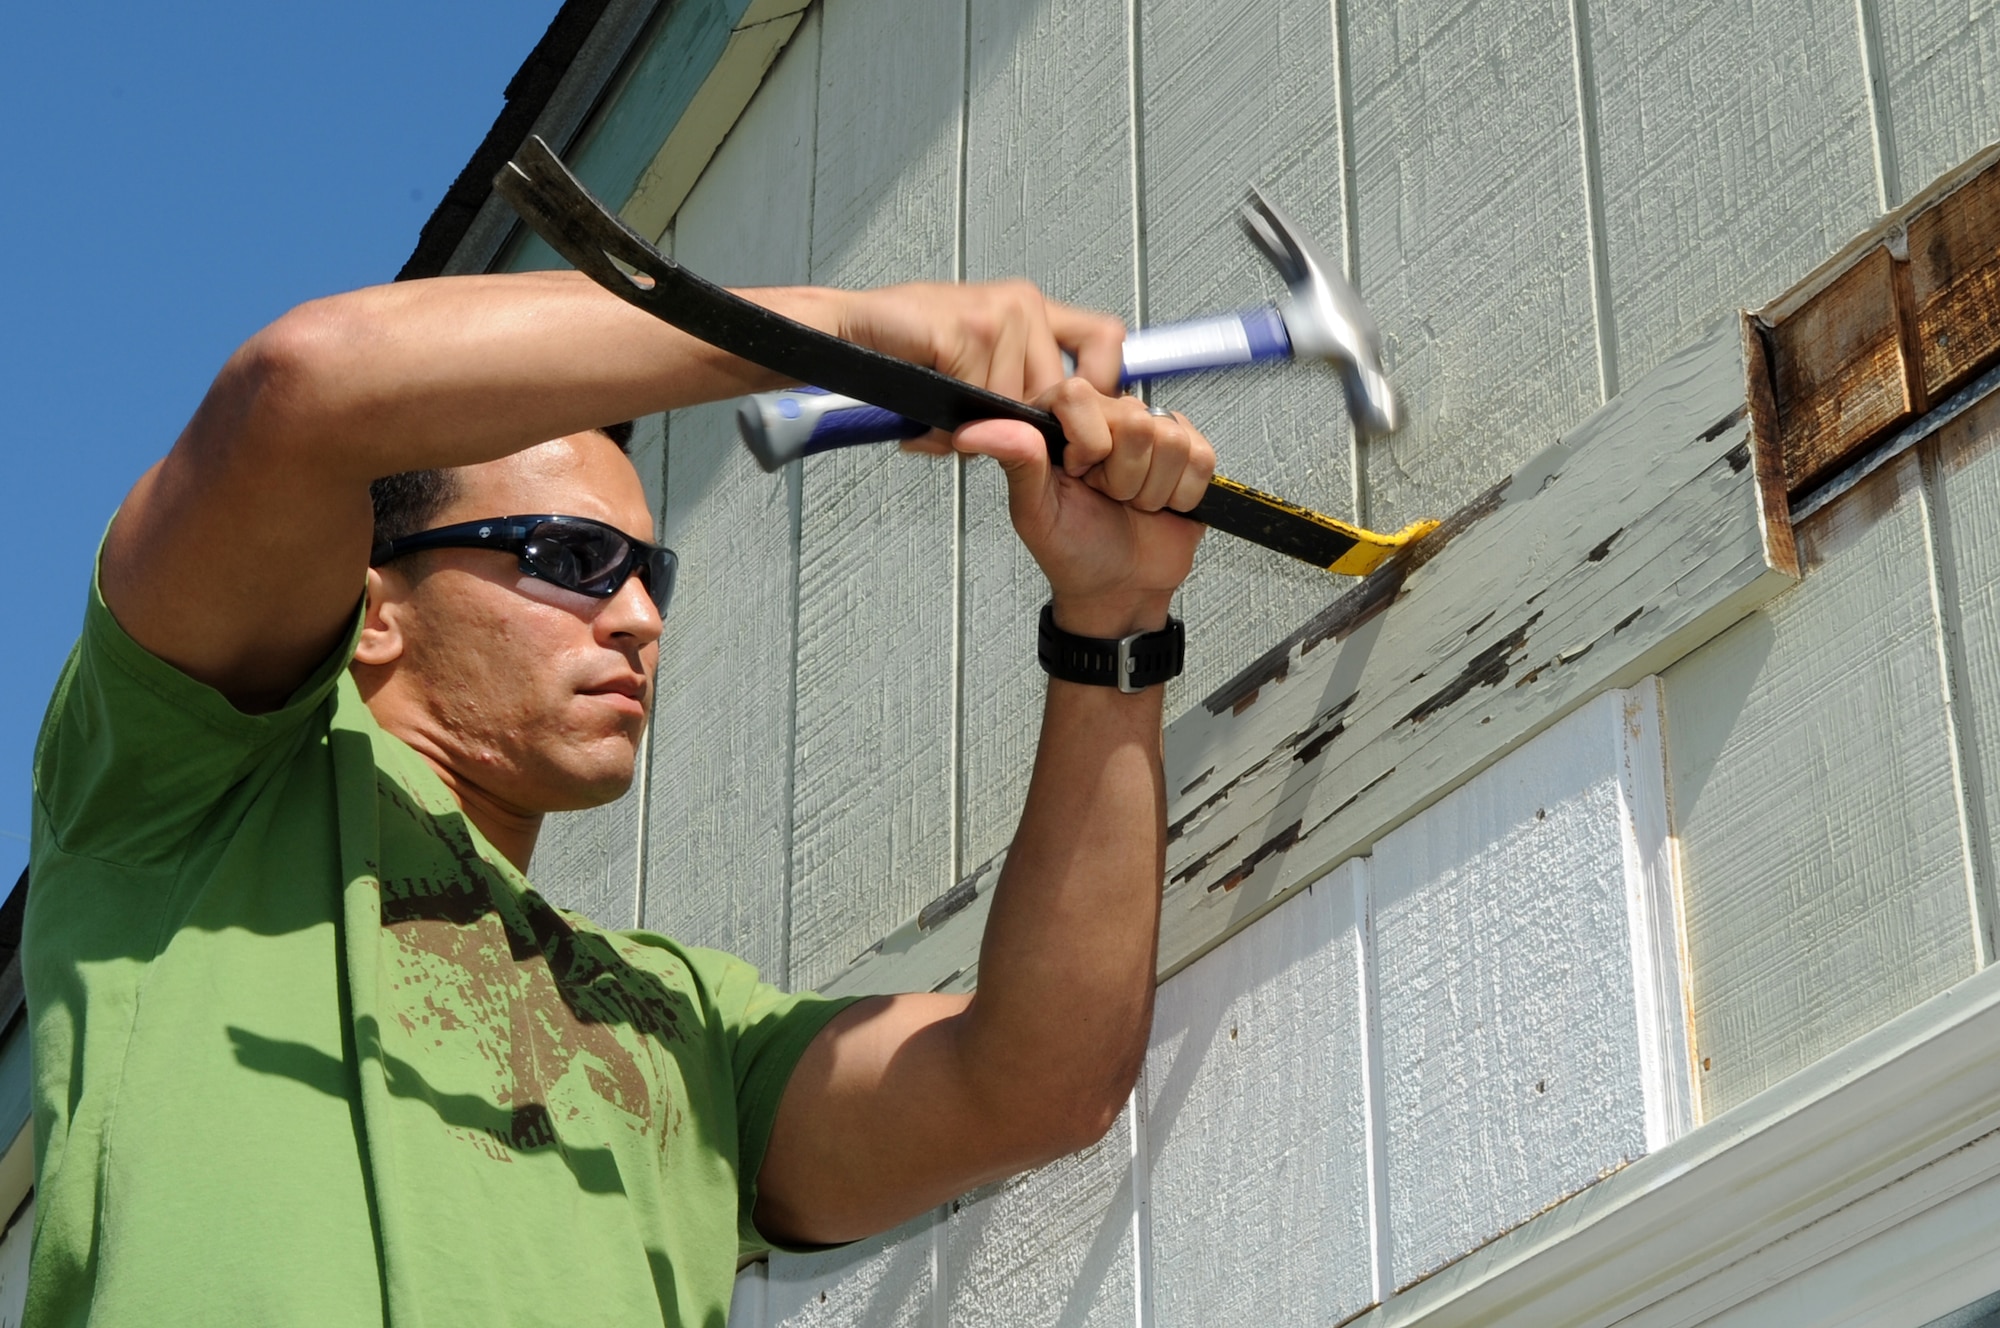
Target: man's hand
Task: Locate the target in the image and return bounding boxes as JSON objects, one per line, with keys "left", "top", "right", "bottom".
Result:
{"left": 834, "top": 280, "right": 1128, "bottom": 452}
{"left": 954, "top": 383, "right": 1214, "bottom": 634}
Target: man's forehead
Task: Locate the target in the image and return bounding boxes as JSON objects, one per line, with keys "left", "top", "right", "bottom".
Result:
{"left": 445, "top": 434, "right": 653, "bottom": 535}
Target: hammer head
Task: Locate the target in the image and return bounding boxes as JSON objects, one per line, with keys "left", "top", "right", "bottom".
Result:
{"left": 1240, "top": 187, "right": 1397, "bottom": 437}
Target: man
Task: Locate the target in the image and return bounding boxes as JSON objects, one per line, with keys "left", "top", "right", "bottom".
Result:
{"left": 27, "top": 268, "right": 1214, "bottom": 1324}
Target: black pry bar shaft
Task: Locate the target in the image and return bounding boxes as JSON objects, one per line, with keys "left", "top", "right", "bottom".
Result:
{"left": 493, "top": 137, "right": 1434, "bottom": 576}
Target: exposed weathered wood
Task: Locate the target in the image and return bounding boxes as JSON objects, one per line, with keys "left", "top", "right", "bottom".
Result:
{"left": 820, "top": 319, "right": 1792, "bottom": 1012}
{"left": 1151, "top": 318, "right": 1791, "bottom": 985}
{"left": 1332, "top": 961, "right": 2000, "bottom": 1328}
{"left": 1925, "top": 389, "right": 2000, "bottom": 972}
{"left": 767, "top": 1212, "right": 937, "bottom": 1328}
{"left": 1664, "top": 448, "right": 1975, "bottom": 1120}
{"left": 1874, "top": 0, "right": 2000, "bottom": 205}
{"left": 529, "top": 413, "right": 667, "bottom": 929}
{"left": 621, "top": 0, "right": 814, "bottom": 243}
{"left": 943, "top": 1102, "right": 1138, "bottom": 1327}
{"left": 1143, "top": 859, "right": 1373, "bottom": 1326}
{"left": 957, "top": 0, "right": 1141, "bottom": 877}
{"left": 1910, "top": 157, "right": 2000, "bottom": 404}
{"left": 789, "top": 0, "right": 966, "bottom": 991}
{"left": 1348, "top": 0, "right": 1601, "bottom": 533}
{"left": 644, "top": 21, "right": 818, "bottom": 976}
{"left": 1588, "top": 0, "right": 1880, "bottom": 388}
{"left": 1769, "top": 243, "right": 1917, "bottom": 491}
{"left": 1373, "top": 692, "right": 1648, "bottom": 1290}
{"left": 1137, "top": 0, "right": 1362, "bottom": 702}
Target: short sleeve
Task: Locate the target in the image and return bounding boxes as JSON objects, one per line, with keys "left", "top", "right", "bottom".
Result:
{"left": 32, "top": 555, "right": 361, "bottom": 868}
{"left": 669, "top": 943, "right": 861, "bottom": 1253}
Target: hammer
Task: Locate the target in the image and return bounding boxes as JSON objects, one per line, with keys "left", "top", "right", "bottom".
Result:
{"left": 735, "top": 188, "right": 1397, "bottom": 471}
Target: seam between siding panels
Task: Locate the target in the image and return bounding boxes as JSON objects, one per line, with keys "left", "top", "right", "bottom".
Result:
{"left": 1854, "top": 0, "right": 1902, "bottom": 211}
{"left": 1330, "top": 0, "right": 1368, "bottom": 528}
{"left": 1566, "top": 0, "right": 1619, "bottom": 404}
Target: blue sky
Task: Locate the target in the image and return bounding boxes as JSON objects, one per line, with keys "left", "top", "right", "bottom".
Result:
{"left": 0, "top": 1, "right": 566, "bottom": 895}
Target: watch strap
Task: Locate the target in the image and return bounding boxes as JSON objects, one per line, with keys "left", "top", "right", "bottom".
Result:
{"left": 1038, "top": 604, "right": 1185, "bottom": 693}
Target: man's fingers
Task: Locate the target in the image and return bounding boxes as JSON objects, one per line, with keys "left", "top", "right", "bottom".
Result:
{"left": 1167, "top": 413, "right": 1217, "bottom": 512}
{"left": 1045, "top": 301, "right": 1126, "bottom": 394}
{"left": 1129, "top": 413, "right": 1194, "bottom": 512}
{"left": 1046, "top": 378, "right": 1116, "bottom": 478}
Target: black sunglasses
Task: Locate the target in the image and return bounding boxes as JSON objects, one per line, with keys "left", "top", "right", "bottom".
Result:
{"left": 371, "top": 514, "right": 678, "bottom": 614}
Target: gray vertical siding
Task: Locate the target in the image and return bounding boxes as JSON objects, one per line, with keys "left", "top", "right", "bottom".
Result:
{"left": 506, "top": 0, "right": 2000, "bottom": 1317}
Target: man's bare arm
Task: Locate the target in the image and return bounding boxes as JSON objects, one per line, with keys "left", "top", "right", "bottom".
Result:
{"left": 103, "top": 271, "right": 1122, "bottom": 711}
{"left": 755, "top": 386, "right": 1212, "bottom": 1244}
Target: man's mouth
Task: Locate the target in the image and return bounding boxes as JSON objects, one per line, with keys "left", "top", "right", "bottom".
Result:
{"left": 579, "top": 677, "right": 649, "bottom": 717}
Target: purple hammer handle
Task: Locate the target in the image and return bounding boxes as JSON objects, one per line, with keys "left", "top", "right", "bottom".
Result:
{"left": 736, "top": 307, "right": 1292, "bottom": 471}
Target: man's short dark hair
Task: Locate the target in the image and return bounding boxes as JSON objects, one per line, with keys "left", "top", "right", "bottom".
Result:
{"left": 370, "top": 422, "right": 635, "bottom": 548}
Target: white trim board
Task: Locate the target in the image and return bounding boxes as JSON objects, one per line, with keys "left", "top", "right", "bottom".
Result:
{"left": 823, "top": 315, "right": 1794, "bottom": 1003}
{"left": 1342, "top": 958, "right": 2000, "bottom": 1327}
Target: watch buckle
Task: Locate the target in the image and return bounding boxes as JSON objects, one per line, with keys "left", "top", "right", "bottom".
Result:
{"left": 1116, "top": 631, "right": 1145, "bottom": 695}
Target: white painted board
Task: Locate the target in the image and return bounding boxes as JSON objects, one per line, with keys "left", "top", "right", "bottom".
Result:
{"left": 1137, "top": 0, "right": 1362, "bottom": 703}
{"left": 1588, "top": 0, "right": 1880, "bottom": 385}
{"left": 958, "top": 0, "right": 1141, "bottom": 877}
{"left": 645, "top": 16, "right": 819, "bottom": 978}
{"left": 767, "top": 1212, "right": 938, "bottom": 1328}
{"left": 790, "top": 0, "right": 966, "bottom": 991}
{"left": 1664, "top": 450, "right": 1976, "bottom": 1120}
{"left": 1346, "top": 0, "right": 1601, "bottom": 534}
{"left": 1370, "top": 690, "right": 1648, "bottom": 1291}
{"left": 1144, "top": 858, "right": 1375, "bottom": 1326}
{"left": 943, "top": 1103, "right": 1138, "bottom": 1328}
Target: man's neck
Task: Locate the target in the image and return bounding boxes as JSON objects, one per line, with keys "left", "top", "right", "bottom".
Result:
{"left": 412, "top": 752, "right": 543, "bottom": 873}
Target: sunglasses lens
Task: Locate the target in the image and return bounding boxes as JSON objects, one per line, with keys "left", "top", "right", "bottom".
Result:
{"left": 645, "top": 547, "right": 678, "bottom": 614}
{"left": 523, "top": 520, "right": 629, "bottom": 596}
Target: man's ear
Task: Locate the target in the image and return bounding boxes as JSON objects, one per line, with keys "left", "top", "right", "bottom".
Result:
{"left": 354, "top": 566, "right": 409, "bottom": 667}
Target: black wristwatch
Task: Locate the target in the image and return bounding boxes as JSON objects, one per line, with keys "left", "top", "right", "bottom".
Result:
{"left": 1037, "top": 604, "right": 1185, "bottom": 693}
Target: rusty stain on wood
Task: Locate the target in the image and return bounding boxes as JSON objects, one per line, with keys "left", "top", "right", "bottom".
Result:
{"left": 1911, "top": 158, "right": 2000, "bottom": 402}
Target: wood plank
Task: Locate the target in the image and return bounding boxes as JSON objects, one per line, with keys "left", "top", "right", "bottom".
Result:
{"left": 767, "top": 1212, "right": 938, "bottom": 1328}
{"left": 1910, "top": 159, "right": 2000, "bottom": 403}
{"left": 816, "top": 318, "right": 1792, "bottom": 1015}
{"left": 528, "top": 414, "right": 668, "bottom": 929}
{"left": 643, "top": 17, "right": 819, "bottom": 976}
{"left": 1873, "top": 0, "right": 2000, "bottom": 206}
{"left": 1588, "top": 0, "right": 1880, "bottom": 389}
{"left": 1143, "top": 859, "right": 1374, "bottom": 1326}
{"left": 1926, "top": 388, "right": 2000, "bottom": 972}
{"left": 1373, "top": 691, "right": 1648, "bottom": 1290}
{"left": 958, "top": 0, "right": 1140, "bottom": 876}
{"left": 1347, "top": 0, "right": 1602, "bottom": 534}
{"left": 1663, "top": 448, "right": 1976, "bottom": 1120}
{"left": 1137, "top": 0, "right": 1362, "bottom": 702}
{"left": 1150, "top": 318, "right": 1791, "bottom": 985}
{"left": 943, "top": 1102, "right": 1138, "bottom": 1328}
{"left": 1769, "top": 244, "right": 1916, "bottom": 491}
{"left": 789, "top": 0, "right": 966, "bottom": 991}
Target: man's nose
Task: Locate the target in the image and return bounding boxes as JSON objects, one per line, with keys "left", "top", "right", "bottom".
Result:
{"left": 596, "top": 572, "right": 664, "bottom": 648}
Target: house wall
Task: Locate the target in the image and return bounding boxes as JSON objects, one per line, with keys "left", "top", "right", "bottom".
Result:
{"left": 513, "top": 0, "right": 2000, "bottom": 1320}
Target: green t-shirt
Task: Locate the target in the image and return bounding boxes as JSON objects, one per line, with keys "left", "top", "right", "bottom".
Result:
{"left": 26, "top": 574, "right": 855, "bottom": 1326}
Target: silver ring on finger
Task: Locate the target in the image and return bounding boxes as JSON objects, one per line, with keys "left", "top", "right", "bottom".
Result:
{"left": 1147, "top": 403, "right": 1172, "bottom": 418}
